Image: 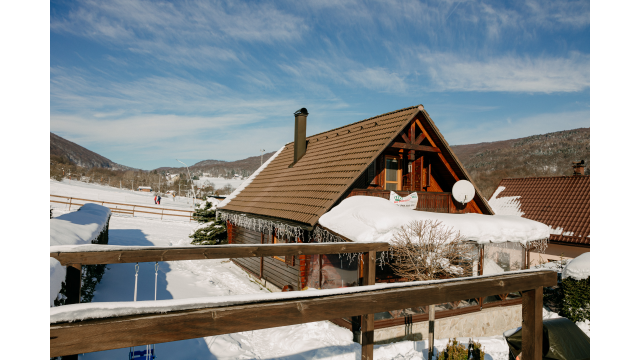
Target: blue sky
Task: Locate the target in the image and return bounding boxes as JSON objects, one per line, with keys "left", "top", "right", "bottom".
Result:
{"left": 50, "top": 0, "right": 590, "bottom": 170}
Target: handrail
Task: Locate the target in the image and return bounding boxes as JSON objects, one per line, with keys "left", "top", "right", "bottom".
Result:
{"left": 50, "top": 269, "right": 555, "bottom": 358}
{"left": 50, "top": 243, "right": 390, "bottom": 266}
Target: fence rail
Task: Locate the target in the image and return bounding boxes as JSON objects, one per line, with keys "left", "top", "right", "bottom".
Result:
{"left": 50, "top": 194, "right": 193, "bottom": 221}
{"left": 50, "top": 243, "right": 554, "bottom": 360}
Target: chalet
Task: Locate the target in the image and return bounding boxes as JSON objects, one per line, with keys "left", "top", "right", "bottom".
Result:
{"left": 217, "top": 105, "right": 549, "bottom": 342}
{"left": 488, "top": 161, "right": 590, "bottom": 264}
{"left": 137, "top": 186, "right": 152, "bottom": 192}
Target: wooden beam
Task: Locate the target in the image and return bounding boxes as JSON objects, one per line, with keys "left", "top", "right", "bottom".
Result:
{"left": 50, "top": 243, "right": 390, "bottom": 266}
{"left": 522, "top": 286, "right": 544, "bottom": 360}
{"left": 390, "top": 142, "right": 441, "bottom": 153}
{"left": 50, "top": 271, "right": 556, "bottom": 357}
{"left": 415, "top": 133, "right": 425, "bottom": 145}
{"left": 361, "top": 251, "right": 376, "bottom": 360}
{"left": 401, "top": 132, "right": 410, "bottom": 143}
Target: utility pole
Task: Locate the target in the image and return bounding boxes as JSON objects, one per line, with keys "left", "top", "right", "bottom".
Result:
{"left": 260, "top": 149, "right": 265, "bottom": 166}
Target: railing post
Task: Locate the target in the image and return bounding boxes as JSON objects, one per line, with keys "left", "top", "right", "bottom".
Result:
{"left": 361, "top": 250, "right": 376, "bottom": 360}
{"left": 428, "top": 304, "right": 435, "bottom": 359}
{"left": 62, "top": 264, "right": 82, "bottom": 360}
{"left": 522, "top": 286, "right": 543, "bottom": 360}
{"left": 68, "top": 197, "right": 72, "bottom": 211}
{"left": 132, "top": 205, "right": 136, "bottom": 217}
{"left": 161, "top": 209, "right": 164, "bottom": 220}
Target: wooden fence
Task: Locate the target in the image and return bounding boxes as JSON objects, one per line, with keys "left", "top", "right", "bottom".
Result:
{"left": 50, "top": 194, "right": 194, "bottom": 221}
{"left": 50, "top": 243, "right": 555, "bottom": 360}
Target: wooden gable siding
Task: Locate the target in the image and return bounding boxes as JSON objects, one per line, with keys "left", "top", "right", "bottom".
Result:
{"left": 342, "top": 112, "right": 485, "bottom": 214}
{"left": 230, "top": 226, "right": 301, "bottom": 291}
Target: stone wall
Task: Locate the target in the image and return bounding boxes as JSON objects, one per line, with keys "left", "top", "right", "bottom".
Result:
{"left": 373, "top": 304, "right": 522, "bottom": 344}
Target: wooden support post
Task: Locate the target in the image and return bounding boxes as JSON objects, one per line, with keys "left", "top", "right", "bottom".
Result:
{"left": 361, "top": 250, "right": 376, "bottom": 360}
{"left": 68, "top": 197, "right": 72, "bottom": 211}
{"left": 161, "top": 209, "right": 164, "bottom": 220}
{"left": 522, "top": 286, "right": 543, "bottom": 360}
{"left": 428, "top": 304, "right": 435, "bottom": 359}
{"left": 132, "top": 205, "right": 136, "bottom": 217}
{"left": 62, "top": 264, "right": 82, "bottom": 360}
{"left": 260, "top": 233, "right": 264, "bottom": 279}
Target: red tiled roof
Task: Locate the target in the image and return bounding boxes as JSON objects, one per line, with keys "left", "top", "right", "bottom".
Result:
{"left": 489, "top": 176, "right": 590, "bottom": 245}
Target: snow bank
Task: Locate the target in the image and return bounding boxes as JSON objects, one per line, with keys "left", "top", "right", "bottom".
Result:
{"left": 50, "top": 269, "right": 552, "bottom": 323}
{"left": 50, "top": 203, "right": 111, "bottom": 247}
{"left": 218, "top": 146, "right": 285, "bottom": 209}
{"left": 50, "top": 203, "right": 111, "bottom": 306}
{"left": 319, "top": 196, "right": 549, "bottom": 245}
{"left": 562, "top": 252, "right": 590, "bottom": 280}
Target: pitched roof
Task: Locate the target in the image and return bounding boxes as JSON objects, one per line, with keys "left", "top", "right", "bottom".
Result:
{"left": 488, "top": 176, "right": 590, "bottom": 245}
{"left": 220, "top": 105, "right": 492, "bottom": 226}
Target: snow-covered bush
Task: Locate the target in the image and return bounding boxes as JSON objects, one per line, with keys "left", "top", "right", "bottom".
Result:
{"left": 560, "top": 277, "right": 590, "bottom": 323}
{"left": 190, "top": 200, "right": 227, "bottom": 245}
{"left": 389, "top": 220, "right": 476, "bottom": 281}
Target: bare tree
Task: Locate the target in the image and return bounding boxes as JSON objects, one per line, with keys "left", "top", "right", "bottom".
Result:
{"left": 389, "top": 220, "right": 478, "bottom": 281}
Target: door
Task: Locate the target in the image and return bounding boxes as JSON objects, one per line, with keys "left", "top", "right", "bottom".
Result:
{"left": 384, "top": 156, "right": 401, "bottom": 191}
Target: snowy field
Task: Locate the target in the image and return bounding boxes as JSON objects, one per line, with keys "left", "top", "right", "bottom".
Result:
{"left": 194, "top": 176, "right": 245, "bottom": 189}
{"left": 50, "top": 179, "right": 199, "bottom": 222}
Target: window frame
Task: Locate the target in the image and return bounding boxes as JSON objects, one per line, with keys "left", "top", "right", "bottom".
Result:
{"left": 384, "top": 155, "right": 402, "bottom": 191}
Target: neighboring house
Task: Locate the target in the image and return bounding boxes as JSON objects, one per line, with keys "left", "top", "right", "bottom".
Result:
{"left": 137, "top": 186, "right": 152, "bottom": 192}
{"left": 217, "top": 105, "right": 548, "bottom": 342}
{"left": 488, "top": 161, "right": 590, "bottom": 264}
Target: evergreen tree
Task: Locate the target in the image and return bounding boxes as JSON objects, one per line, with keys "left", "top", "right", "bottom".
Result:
{"left": 190, "top": 200, "right": 227, "bottom": 245}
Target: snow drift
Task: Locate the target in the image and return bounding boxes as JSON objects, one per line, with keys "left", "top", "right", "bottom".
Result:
{"left": 319, "top": 196, "right": 549, "bottom": 245}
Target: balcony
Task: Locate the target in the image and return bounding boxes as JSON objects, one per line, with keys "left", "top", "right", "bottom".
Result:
{"left": 346, "top": 189, "right": 452, "bottom": 213}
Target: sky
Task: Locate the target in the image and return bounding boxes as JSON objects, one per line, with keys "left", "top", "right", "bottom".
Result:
{"left": 49, "top": 0, "right": 590, "bottom": 170}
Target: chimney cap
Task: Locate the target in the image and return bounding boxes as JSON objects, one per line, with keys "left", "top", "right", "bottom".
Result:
{"left": 294, "top": 108, "right": 309, "bottom": 116}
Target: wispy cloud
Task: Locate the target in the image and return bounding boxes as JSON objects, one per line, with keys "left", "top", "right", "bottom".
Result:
{"left": 419, "top": 52, "right": 590, "bottom": 93}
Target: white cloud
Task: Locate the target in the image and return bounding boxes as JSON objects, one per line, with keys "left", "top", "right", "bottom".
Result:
{"left": 419, "top": 52, "right": 590, "bottom": 93}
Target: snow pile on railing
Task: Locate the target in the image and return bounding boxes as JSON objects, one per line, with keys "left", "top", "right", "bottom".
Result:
{"left": 562, "top": 252, "right": 590, "bottom": 280}
{"left": 319, "top": 196, "right": 549, "bottom": 245}
{"left": 218, "top": 146, "right": 285, "bottom": 209}
{"left": 50, "top": 203, "right": 111, "bottom": 306}
{"left": 50, "top": 269, "right": 551, "bottom": 323}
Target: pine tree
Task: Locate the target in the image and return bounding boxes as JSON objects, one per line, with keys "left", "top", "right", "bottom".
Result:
{"left": 190, "top": 200, "right": 227, "bottom": 245}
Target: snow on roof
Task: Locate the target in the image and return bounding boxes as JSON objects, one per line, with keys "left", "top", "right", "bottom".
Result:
{"left": 562, "top": 252, "right": 590, "bottom": 280}
{"left": 318, "top": 196, "right": 549, "bottom": 245}
{"left": 488, "top": 186, "right": 524, "bottom": 217}
{"left": 50, "top": 203, "right": 111, "bottom": 306}
{"left": 137, "top": 186, "right": 152, "bottom": 189}
{"left": 218, "top": 146, "right": 285, "bottom": 209}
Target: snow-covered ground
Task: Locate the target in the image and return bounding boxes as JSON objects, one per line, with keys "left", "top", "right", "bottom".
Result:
{"left": 51, "top": 179, "right": 197, "bottom": 210}
{"left": 194, "top": 176, "right": 246, "bottom": 189}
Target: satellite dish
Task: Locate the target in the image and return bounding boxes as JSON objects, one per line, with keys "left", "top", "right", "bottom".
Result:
{"left": 452, "top": 180, "right": 475, "bottom": 204}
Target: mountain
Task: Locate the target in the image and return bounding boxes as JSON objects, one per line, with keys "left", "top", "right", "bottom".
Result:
{"left": 450, "top": 128, "right": 590, "bottom": 198}
{"left": 154, "top": 152, "right": 277, "bottom": 178}
{"left": 50, "top": 132, "right": 134, "bottom": 170}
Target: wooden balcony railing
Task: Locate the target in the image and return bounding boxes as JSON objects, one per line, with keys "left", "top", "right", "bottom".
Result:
{"left": 347, "top": 189, "right": 451, "bottom": 213}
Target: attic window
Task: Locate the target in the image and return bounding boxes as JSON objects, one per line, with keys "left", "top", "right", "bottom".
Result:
{"left": 384, "top": 156, "right": 401, "bottom": 191}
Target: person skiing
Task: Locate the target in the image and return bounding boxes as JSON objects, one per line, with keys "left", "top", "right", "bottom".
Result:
{"left": 154, "top": 194, "right": 157, "bottom": 204}
{"left": 157, "top": 194, "right": 161, "bottom": 205}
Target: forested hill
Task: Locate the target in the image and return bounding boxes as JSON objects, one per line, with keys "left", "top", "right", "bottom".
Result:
{"left": 154, "top": 151, "right": 277, "bottom": 178}
{"left": 450, "top": 128, "right": 590, "bottom": 198}
{"left": 50, "top": 132, "right": 134, "bottom": 170}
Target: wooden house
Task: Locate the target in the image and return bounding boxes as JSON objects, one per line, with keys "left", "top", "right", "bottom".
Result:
{"left": 488, "top": 161, "right": 590, "bottom": 264}
{"left": 217, "top": 106, "right": 541, "bottom": 341}
{"left": 137, "top": 186, "right": 152, "bottom": 192}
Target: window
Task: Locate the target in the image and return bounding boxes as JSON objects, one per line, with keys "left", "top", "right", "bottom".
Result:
{"left": 385, "top": 156, "right": 401, "bottom": 190}
{"left": 273, "top": 233, "right": 295, "bottom": 266}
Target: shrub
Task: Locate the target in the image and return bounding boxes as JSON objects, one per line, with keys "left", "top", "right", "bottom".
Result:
{"left": 190, "top": 200, "right": 227, "bottom": 245}
{"left": 436, "top": 338, "right": 485, "bottom": 360}
{"left": 560, "top": 276, "right": 590, "bottom": 323}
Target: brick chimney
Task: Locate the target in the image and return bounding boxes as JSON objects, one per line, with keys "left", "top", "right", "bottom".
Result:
{"left": 293, "top": 108, "right": 308, "bottom": 165}
{"left": 572, "top": 160, "right": 585, "bottom": 176}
